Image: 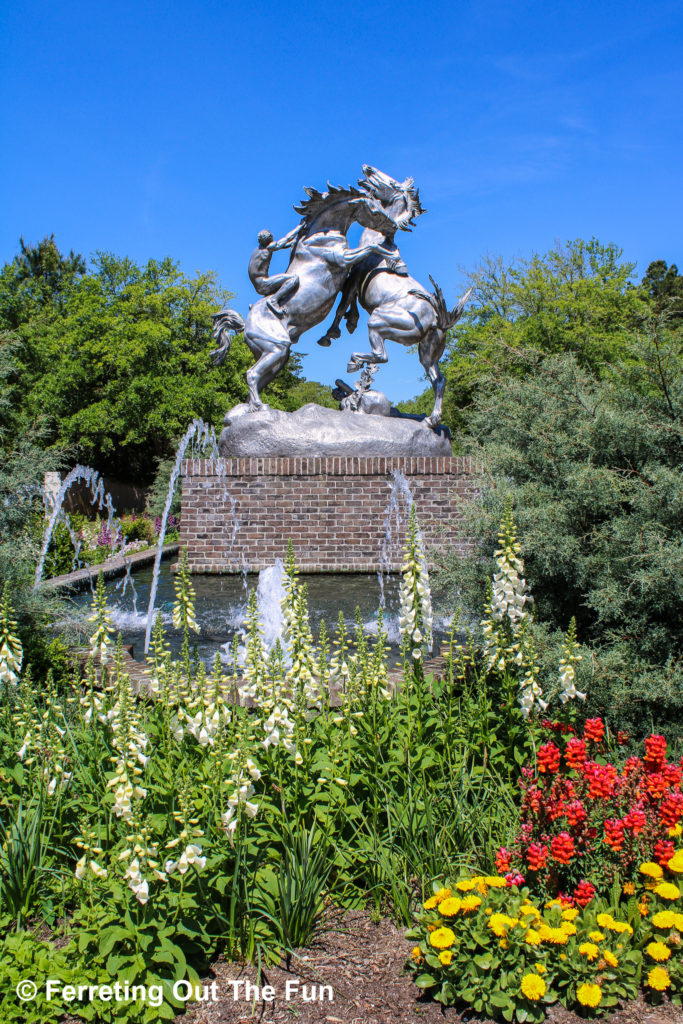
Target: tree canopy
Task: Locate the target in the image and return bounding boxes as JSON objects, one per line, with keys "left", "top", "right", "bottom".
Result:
{"left": 0, "top": 237, "right": 310, "bottom": 484}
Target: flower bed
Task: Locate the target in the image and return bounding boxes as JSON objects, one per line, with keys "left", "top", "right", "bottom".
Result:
{"left": 407, "top": 849, "right": 683, "bottom": 1020}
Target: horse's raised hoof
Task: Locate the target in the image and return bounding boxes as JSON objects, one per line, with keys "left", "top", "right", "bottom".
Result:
{"left": 346, "top": 357, "right": 363, "bottom": 372}
{"left": 424, "top": 415, "right": 440, "bottom": 430}
{"left": 317, "top": 336, "right": 332, "bottom": 347}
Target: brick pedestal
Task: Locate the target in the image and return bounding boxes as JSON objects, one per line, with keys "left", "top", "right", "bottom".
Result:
{"left": 179, "top": 456, "right": 482, "bottom": 573}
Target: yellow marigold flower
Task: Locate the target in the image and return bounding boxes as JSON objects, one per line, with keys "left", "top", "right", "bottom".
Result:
{"left": 589, "top": 931, "right": 605, "bottom": 942}
{"left": 545, "top": 898, "right": 564, "bottom": 909}
{"left": 667, "top": 850, "right": 683, "bottom": 873}
{"left": 488, "top": 913, "right": 512, "bottom": 937}
{"left": 669, "top": 824, "right": 683, "bottom": 838}
{"left": 596, "top": 912, "right": 616, "bottom": 928}
{"left": 520, "top": 974, "right": 546, "bottom": 1001}
{"left": 639, "top": 901, "right": 650, "bottom": 917}
{"left": 622, "top": 881, "right": 636, "bottom": 895}
{"left": 499, "top": 938, "right": 509, "bottom": 949}
{"left": 455, "top": 878, "right": 477, "bottom": 892}
{"left": 614, "top": 920, "right": 634, "bottom": 934}
{"left": 460, "top": 894, "right": 482, "bottom": 912}
{"left": 423, "top": 896, "right": 438, "bottom": 910}
{"left": 485, "top": 907, "right": 493, "bottom": 916}
{"left": 520, "top": 904, "right": 541, "bottom": 918}
{"left": 559, "top": 953, "right": 567, "bottom": 960}
{"left": 579, "top": 942, "right": 600, "bottom": 961}
{"left": 439, "top": 897, "right": 462, "bottom": 917}
{"left": 647, "top": 966, "right": 671, "bottom": 991}
{"left": 652, "top": 910, "right": 676, "bottom": 930}
{"left": 438, "top": 949, "right": 453, "bottom": 966}
{"left": 485, "top": 875, "right": 507, "bottom": 887}
{"left": 654, "top": 882, "right": 680, "bottom": 901}
{"left": 434, "top": 886, "right": 451, "bottom": 903}
{"left": 535, "top": 963, "right": 546, "bottom": 974}
{"left": 540, "top": 926, "right": 568, "bottom": 945}
{"left": 640, "top": 862, "right": 664, "bottom": 880}
{"left": 646, "top": 941, "right": 671, "bottom": 962}
{"left": 562, "top": 907, "right": 579, "bottom": 921}
{"left": 525, "top": 929, "right": 542, "bottom": 946}
{"left": 429, "top": 927, "right": 455, "bottom": 950}
{"left": 561, "top": 921, "right": 577, "bottom": 936}
{"left": 674, "top": 913, "right": 683, "bottom": 931}
{"left": 576, "top": 982, "right": 602, "bottom": 1008}
{"left": 411, "top": 946, "right": 422, "bottom": 963}
{"left": 603, "top": 950, "right": 618, "bottom": 968}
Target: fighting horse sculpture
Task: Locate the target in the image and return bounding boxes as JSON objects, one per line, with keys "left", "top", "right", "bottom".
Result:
{"left": 318, "top": 166, "right": 471, "bottom": 427}
{"left": 211, "top": 183, "right": 404, "bottom": 411}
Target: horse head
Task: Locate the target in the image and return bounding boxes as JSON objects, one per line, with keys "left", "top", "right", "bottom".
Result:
{"left": 358, "top": 165, "right": 426, "bottom": 233}
{"left": 293, "top": 182, "right": 400, "bottom": 238}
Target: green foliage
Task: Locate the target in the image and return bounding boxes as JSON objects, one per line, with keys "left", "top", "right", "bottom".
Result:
{"left": 0, "top": 930, "right": 82, "bottom": 1023}
{"left": 0, "top": 346, "right": 69, "bottom": 666}
{"left": 0, "top": 239, "right": 309, "bottom": 485}
{"left": 436, "top": 326, "right": 683, "bottom": 739}
{"left": 403, "top": 239, "right": 648, "bottom": 436}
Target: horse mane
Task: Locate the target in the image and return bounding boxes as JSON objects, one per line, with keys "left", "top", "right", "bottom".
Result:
{"left": 293, "top": 182, "right": 365, "bottom": 223}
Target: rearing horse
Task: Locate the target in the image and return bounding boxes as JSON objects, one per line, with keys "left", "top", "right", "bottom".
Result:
{"left": 318, "top": 166, "right": 471, "bottom": 427}
{"left": 211, "top": 183, "right": 403, "bottom": 411}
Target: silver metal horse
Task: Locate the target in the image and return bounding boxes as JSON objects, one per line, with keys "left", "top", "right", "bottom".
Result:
{"left": 318, "top": 166, "right": 471, "bottom": 427}
{"left": 211, "top": 182, "right": 404, "bottom": 411}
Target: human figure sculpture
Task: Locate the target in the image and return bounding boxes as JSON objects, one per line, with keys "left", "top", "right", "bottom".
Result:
{"left": 248, "top": 227, "right": 301, "bottom": 319}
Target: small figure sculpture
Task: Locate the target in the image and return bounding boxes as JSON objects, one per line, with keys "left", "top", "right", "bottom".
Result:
{"left": 332, "top": 364, "right": 392, "bottom": 416}
{"left": 248, "top": 227, "right": 301, "bottom": 319}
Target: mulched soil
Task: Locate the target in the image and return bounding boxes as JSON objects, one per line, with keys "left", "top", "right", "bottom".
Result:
{"left": 182, "top": 908, "right": 683, "bottom": 1024}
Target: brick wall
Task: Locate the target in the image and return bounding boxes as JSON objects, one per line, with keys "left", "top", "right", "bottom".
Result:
{"left": 179, "top": 456, "right": 483, "bottom": 573}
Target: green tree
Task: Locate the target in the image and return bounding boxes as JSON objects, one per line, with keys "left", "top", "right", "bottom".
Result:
{"left": 401, "top": 239, "right": 649, "bottom": 437}
{"left": 641, "top": 259, "right": 683, "bottom": 323}
{"left": 437, "top": 321, "right": 683, "bottom": 738}
{"left": 0, "top": 242, "right": 307, "bottom": 484}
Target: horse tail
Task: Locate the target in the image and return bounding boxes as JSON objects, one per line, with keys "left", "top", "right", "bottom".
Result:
{"left": 210, "top": 309, "right": 245, "bottom": 365}
{"left": 426, "top": 277, "right": 473, "bottom": 333}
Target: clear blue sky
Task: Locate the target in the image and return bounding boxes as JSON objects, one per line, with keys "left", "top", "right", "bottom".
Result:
{"left": 1, "top": 0, "right": 681, "bottom": 402}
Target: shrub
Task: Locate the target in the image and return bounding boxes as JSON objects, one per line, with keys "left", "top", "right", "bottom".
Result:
{"left": 437, "top": 333, "right": 683, "bottom": 740}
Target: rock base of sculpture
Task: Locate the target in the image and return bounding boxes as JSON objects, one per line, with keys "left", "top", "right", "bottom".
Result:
{"left": 218, "top": 403, "right": 452, "bottom": 458}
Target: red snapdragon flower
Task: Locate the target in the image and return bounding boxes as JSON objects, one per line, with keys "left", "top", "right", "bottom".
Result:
{"left": 646, "top": 773, "right": 670, "bottom": 800}
{"left": 573, "top": 880, "right": 596, "bottom": 907}
{"left": 660, "top": 792, "right": 683, "bottom": 828}
{"left": 526, "top": 843, "right": 549, "bottom": 871}
{"left": 644, "top": 734, "right": 667, "bottom": 772}
{"left": 537, "top": 742, "right": 561, "bottom": 774}
{"left": 623, "top": 808, "right": 646, "bottom": 835}
{"left": 505, "top": 872, "right": 525, "bottom": 887}
{"left": 495, "top": 847, "right": 512, "bottom": 873}
{"left": 565, "top": 738, "right": 588, "bottom": 772}
{"left": 655, "top": 839, "right": 675, "bottom": 868}
{"left": 583, "top": 761, "right": 618, "bottom": 800}
{"left": 566, "top": 799, "right": 587, "bottom": 827}
{"left": 583, "top": 718, "right": 605, "bottom": 744}
{"left": 550, "top": 831, "right": 575, "bottom": 865}
{"left": 604, "top": 818, "right": 626, "bottom": 851}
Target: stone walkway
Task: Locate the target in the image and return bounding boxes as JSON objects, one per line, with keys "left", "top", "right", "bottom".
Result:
{"left": 40, "top": 542, "right": 180, "bottom": 591}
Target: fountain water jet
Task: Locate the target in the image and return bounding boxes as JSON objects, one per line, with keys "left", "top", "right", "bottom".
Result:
{"left": 34, "top": 466, "right": 118, "bottom": 589}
